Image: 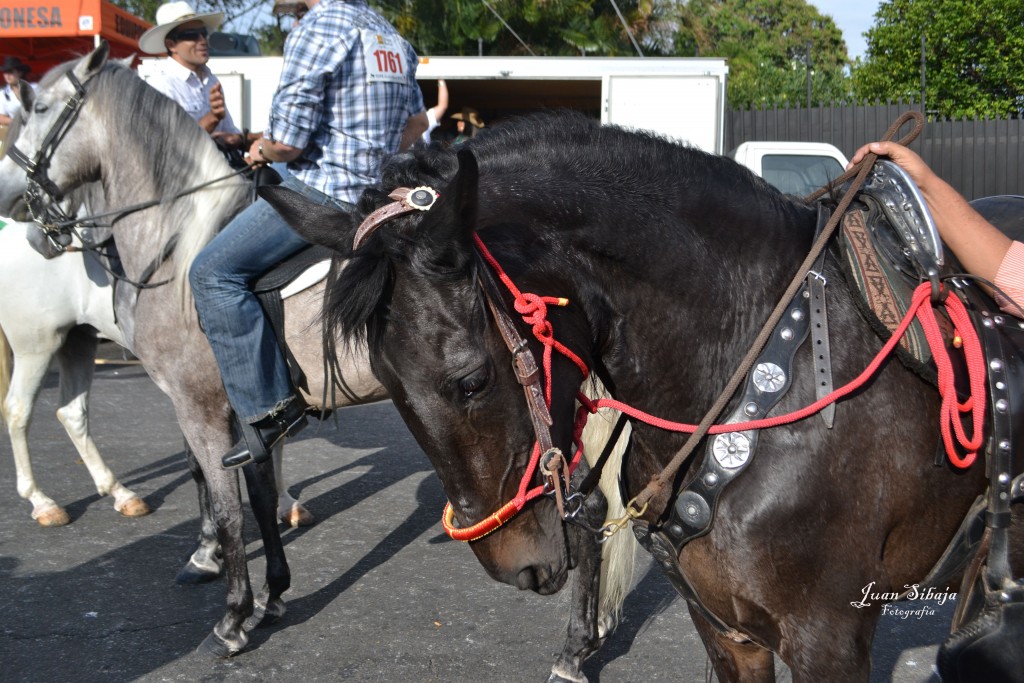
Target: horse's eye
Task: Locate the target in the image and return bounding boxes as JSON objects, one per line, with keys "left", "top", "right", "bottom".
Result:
{"left": 33, "top": 103, "right": 48, "bottom": 114}
{"left": 459, "top": 369, "right": 489, "bottom": 398}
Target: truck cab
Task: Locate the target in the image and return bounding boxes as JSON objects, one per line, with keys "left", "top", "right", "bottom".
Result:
{"left": 728, "top": 141, "right": 849, "bottom": 196}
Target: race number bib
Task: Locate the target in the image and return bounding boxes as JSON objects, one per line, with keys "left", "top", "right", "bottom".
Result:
{"left": 362, "top": 30, "right": 408, "bottom": 85}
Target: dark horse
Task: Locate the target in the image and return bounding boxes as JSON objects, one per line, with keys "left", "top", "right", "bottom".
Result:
{"left": 264, "top": 112, "right": 1023, "bottom": 680}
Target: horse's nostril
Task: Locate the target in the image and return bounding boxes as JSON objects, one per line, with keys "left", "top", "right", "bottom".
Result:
{"left": 514, "top": 566, "right": 539, "bottom": 591}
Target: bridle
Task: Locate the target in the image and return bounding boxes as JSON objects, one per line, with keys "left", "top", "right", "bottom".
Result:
{"left": 6, "top": 66, "right": 248, "bottom": 289}
{"left": 356, "top": 188, "right": 589, "bottom": 541}
{"left": 7, "top": 69, "right": 89, "bottom": 231}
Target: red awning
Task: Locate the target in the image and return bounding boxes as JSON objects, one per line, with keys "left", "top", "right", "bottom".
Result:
{"left": 0, "top": 0, "right": 151, "bottom": 76}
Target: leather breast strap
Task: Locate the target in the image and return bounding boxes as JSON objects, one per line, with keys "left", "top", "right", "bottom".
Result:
{"left": 632, "top": 250, "right": 825, "bottom": 644}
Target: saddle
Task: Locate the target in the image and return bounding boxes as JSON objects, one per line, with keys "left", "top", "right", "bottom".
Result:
{"left": 836, "top": 160, "right": 951, "bottom": 383}
{"left": 836, "top": 161, "right": 1024, "bottom": 682}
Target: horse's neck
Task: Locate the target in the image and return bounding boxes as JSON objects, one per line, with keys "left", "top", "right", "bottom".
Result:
{"left": 577, "top": 196, "right": 818, "bottom": 412}
{"left": 100, "top": 140, "right": 243, "bottom": 281}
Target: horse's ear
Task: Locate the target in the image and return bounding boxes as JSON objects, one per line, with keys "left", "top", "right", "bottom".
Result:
{"left": 17, "top": 80, "right": 33, "bottom": 114}
{"left": 76, "top": 41, "right": 110, "bottom": 82}
{"left": 416, "top": 148, "right": 479, "bottom": 265}
{"left": 452, "top": 149, "right": 480, "bottom": 234}
{"left": 259, "top": 185, "right": 358, "bottom": 255}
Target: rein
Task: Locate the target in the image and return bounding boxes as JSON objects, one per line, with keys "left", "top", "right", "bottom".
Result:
{"left": 625, "top": 111, "right": 929, "bottom": 520}
{"left": 8, "top": 66, "right": 249, "bottom": 290}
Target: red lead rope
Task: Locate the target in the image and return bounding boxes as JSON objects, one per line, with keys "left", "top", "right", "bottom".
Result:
{"left": 577, "top": 282, "right": 986, "bottom": 468}
{"left": 443, "top": 242, "right": 986, "bottom": 542}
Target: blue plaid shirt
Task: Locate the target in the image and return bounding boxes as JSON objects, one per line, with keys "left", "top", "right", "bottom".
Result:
{"left": 266, "top": 0, "right": 424, "bottom": 203}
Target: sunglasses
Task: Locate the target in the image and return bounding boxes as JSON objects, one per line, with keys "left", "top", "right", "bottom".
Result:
{"left": 168, "top": 27, "right": 208, "bottom": 42}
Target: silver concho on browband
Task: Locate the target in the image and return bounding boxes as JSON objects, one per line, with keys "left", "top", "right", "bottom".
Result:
{"left": 353, "top": 185, "right": 439, "bottom": 249}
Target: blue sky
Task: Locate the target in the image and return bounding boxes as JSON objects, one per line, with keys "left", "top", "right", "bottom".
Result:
{"left": 813, "top": 0, "right": 883, "bottom": 61}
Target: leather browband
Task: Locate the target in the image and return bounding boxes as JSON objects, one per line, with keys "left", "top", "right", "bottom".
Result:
{"left": 353, "top": 186, "right": 439, "bottom": 249}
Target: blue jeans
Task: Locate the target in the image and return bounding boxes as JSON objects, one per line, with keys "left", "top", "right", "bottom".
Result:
{"left": 190, "top": 173, "right": 350, "bottom": 423}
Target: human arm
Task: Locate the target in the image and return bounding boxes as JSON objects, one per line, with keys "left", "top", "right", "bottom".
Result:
{"left": 246, "top": 136, "right": 303, "bottom": 164}
{"left": 399, "top": 111, "right": 429, "bottom": 151}
{"left": 431, "top": 79, "right": 448, "bottom": 119}
{"left": 848, "top": 141, "right": 1012, "bottom": 283}
{"left": 200, "top": 82, "right": 243, "bottom": 147}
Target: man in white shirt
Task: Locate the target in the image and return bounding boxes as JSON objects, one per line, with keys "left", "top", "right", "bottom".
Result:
{"left": 138, "top": 1, "right": 243, "bottom": 148}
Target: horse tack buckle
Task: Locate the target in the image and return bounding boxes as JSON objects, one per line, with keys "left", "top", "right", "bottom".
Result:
{"left": 539, "top": 448, "right": 567, "bottom": 509}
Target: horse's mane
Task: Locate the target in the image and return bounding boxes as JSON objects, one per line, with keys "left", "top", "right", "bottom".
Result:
{"left": 84, "top": 59, "right": 249, "bottom": 304}
{"left": 329, "top": 111, "right": 815, "bottom": 359}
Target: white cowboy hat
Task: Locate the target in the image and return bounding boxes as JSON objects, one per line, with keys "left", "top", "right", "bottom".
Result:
{"left": 138, "top": 1, "right": 224, "bottom": 55}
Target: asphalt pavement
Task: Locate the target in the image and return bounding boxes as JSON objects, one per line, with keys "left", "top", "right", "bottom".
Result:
{"left": 0, "top": 345, "right": 955, "bottom": 682}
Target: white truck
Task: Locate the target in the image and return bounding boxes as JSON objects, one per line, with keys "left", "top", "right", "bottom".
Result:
{"left": 138, "top": 54, "right": 846, "bottom": 193}
{"left": 728, "top": 141, "right": 849, "bottom": 197}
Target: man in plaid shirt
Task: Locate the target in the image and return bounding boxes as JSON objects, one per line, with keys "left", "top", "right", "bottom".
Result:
{"left": 190, "top": 0, "right": 427, "bottom": 469}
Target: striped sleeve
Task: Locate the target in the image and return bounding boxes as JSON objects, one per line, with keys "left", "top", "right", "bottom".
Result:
{"left": 993, "top": 240, "right": 1024, "bottom": 316}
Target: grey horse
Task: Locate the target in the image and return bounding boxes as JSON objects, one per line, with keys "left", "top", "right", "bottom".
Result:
{"left": 0, "top": 43, "right": 635, "bottom": 682}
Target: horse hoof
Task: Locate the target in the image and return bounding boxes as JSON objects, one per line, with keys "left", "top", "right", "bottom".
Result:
{"left": 34, "top": 506, "right": 72, "bottom": 527}
{"left": 196, "top": 630, "right": 245, "bottom": 658}
{"left": 279, "top": 502, "right": 314, "bottom": 528}
{"left": 547, "top": 671, "right": 587, "bottom": 683}
{"left": 243, "top": 598, "right": 286, "bottom": 631}
{"left": 117, "top": 497, "right": 151, "bottom": 518}
{"left": 176, "top": 561, "right": 222, "bottom": 585}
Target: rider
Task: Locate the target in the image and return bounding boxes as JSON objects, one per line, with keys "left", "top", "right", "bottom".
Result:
{"left": 849, "top": 142, "right": 1023, "bottom": 315}
{"left": 189, "top": 0, "right": 427, "bottom": 470}
{"left": 138, "top": 1, "right": 243, "bottom": 150}
{"left": 1, "top": 56, "right": 32, "bottom": 127}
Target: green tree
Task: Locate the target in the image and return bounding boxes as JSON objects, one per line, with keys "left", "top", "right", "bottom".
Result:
{"left": 682, "top": 0, "right": 850, "bottom": 108}
{"left": 852, "top": 0, "right": 1024, "bottom": 118}
{"left": 372, "top": 0, "right": 675, "bottom": 57}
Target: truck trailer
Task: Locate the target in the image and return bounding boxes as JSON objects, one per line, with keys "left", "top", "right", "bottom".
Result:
{"left": 139, "top": 55, "right": 730, "bottom": 154}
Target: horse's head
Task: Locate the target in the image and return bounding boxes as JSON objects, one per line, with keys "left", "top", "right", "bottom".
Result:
{"left": 264, "top": 148, "right": 592, "bottom": 595}
{"left": 0, "top": 43, "right": 112, "bottom": 216}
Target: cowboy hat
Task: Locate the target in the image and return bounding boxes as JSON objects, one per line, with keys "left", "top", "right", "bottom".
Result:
{"left": 272, "top": 0, "right": 308, "bottom": 18}
{"left": 450, "top": 107, "right": 485, "bottom": 129}
{"left": 1, "top": 56, "right": 30, "bottom": 76}
{"left": 138, "top": 1, "right": 224, "bottom": 55}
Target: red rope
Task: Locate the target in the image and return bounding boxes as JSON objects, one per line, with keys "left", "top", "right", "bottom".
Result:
{"left": 576, "top": 283, "right": 986, "bottom": 467}
{"left": 444, "top": 248, "right": 986, "bottom": 542}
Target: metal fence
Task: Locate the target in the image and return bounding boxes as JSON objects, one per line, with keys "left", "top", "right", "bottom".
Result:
{"left": 727, "top": 100, "right": 1024, "bottom": 200}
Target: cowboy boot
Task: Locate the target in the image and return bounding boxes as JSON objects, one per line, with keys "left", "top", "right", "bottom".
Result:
{"left": 221, "top": 399, "right": 308, "bottom": 469}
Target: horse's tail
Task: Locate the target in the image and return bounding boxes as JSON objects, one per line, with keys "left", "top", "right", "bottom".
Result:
{"left": 581, "top": 378, "right": 637, "bottom": 635}
{"left": 0, "top": 323, "right": 11, "bottom": 425}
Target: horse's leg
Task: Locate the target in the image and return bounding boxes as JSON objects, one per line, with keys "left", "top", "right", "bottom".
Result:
{"left": 776, "top": 612, "right": 873, "bottom": 683}
{"left": 2, "top": 327, "right": 71, "bottom": 526}
{"left": 55, "top": 327, "right": 149, "bottom": 517}
{"left": 549, "top": 504, "right": 606, "bottom": 683}
{"left": 193, "top": 453, "right": 252, "bottom": 657}
{"left": 176, "top": 439, "right": 223, "bottom": 584}
{"left": 689, "top": 607, "right": 777, "bottom": 683}
{"left": 273, "top": 443, "right": 314, "bottom": 528}
{"left": 241, "top": 458, "right": 290, "bottom": 630}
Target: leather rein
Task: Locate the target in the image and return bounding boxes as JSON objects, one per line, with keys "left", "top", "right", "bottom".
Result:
{"left": 8, "top": 68, "right": 248, "bottom": 290}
